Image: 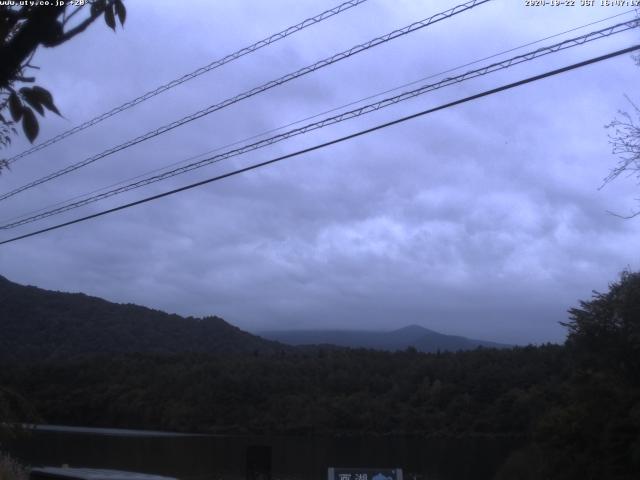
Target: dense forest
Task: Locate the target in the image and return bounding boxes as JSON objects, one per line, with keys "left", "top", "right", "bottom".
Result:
{"left": 0, "top": 345, "right": 568, "bottom": 436}
{"left": 0, "top": 275, "right": 285, "bottom": 361}
{"left": 1, "top": 271, "right": 639, "bottom": 478}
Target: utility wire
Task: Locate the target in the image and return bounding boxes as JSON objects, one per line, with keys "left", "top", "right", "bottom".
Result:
{"left": 1, "top": 44, "right": 638, "bottom": 246}
{"left": 2, "top": 18, "right": 634, "bottom": 228}
{"left": 4, "top": 8, "right": 634, "bottom": 227}
{"left": 2, "top": 19, "right": 637, "bottom": 230}
{"left": 0, "top": 0, "right": 491, "bottom": 203}
{"left": 3, "top": 0, "right": 370, "bottom": 165}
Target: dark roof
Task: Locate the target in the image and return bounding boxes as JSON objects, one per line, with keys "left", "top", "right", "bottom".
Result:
{"left": 31, "top": 468, "right": 177, "bottom": 480}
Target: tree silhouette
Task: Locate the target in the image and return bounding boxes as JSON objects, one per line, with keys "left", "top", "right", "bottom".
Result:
{"left": 604, "top": 98, "right": 640, "bottom": 218}
{"left": 603, "top": 42, "right": 640, "bottom": 218}
{"left": 0, "top": 0, "right": 126, "bottom": 162}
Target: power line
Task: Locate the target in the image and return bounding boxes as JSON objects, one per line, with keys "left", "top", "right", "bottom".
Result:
{"left": 4, "top": 8, "right": 633, "bottom": 227}
{"left": 0, "top": 0, "right": 492, "bottom": 203}
{"left": 2, "top": 18, "right": 637, "bottom": 230}
{"left": 3, "top": 0, "right": 370, "bottom": 165}
{"left": 1, "top": 44, "right": 637, "bottom": 246}
{"left": 3, "top": 18, "right": 635, "bottom": 228}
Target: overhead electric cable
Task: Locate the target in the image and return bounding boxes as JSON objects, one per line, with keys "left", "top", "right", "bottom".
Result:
{"left": 4, "top": 8, "right": 633, "bottom": 227}
{"left": 1, "top": 44, "right": 637, "bottom": 246}
{"left": 0, "top": 0, "right": 491, "bottom": 203}
{"left": 2, "top": 18, "right": 637, "bottom": 230}
{"left": 3, "top": 0, "right": 370, "bottom": 165}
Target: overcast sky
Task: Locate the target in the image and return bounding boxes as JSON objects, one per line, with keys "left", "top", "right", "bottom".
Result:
{"left": 1, "top": 0, "right": 639, "bottom": 344}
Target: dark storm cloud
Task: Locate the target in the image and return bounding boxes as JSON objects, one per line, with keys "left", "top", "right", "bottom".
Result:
{"left": 1, "top": 0, "right": 639, "bottom": 344}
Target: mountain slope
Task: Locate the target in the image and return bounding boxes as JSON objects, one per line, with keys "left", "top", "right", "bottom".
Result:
{"left": 0, "top": 275, "right": 284, "bottom": 362}
{"left": 259, "top": 324, "right": 510, "bottom": 352}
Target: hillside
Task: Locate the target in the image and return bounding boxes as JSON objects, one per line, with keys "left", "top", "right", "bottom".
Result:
{"left": 1, "top": 273, "right": 638, "bottom": 478}
{"left": 0, "top": 275, "right": 285, "bottom": 362}
{"left": 259, "top": 324, "right": 511, "bottom": 352}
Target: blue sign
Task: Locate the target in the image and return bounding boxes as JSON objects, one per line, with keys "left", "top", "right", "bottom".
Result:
{"left": 327, "top": 468, "right": 403, "bottom": 480}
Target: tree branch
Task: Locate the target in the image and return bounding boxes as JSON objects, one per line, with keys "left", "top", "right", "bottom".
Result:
{"left": 0, "top": 6, "right": 64, "bottom": 88}
{"left": 47, "top": 5, "right": 105, "bottom": 46}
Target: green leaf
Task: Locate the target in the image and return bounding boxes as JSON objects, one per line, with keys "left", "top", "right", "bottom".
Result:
{"left": 115, "top": 0, "right": 126, "bottom": 26}
{"left": 8, "top": 93, "right": 23, "bottom": 122}
{"left": 20, "top": 88, "right": 45, "bottom": 116}
{"left": 104, "top": 4, "right": 116, "bottom": 30}
{"left": 21, "top": 107, "right": 39, "bottom": 143}
{"left": 31, "top": 86, "right": 61, "bottom": 116}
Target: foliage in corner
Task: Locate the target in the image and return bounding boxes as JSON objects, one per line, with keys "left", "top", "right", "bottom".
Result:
{"left": 604, "top": 98, "right": 640, "bottom": 217}
{"left": 0, "top": 0, "right": 126, "bottom": 161}
{"left": 604, "top": 29, "right": 640, "bottom": 218}
{"left": 563, "top": 270, "right": 640, "bottom": 380}
{"left": 534, "top": 270, "right": 640, "bottom": 479}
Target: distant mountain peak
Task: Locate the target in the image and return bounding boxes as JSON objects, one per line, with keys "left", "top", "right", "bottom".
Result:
{"left": 393, "top": 324, "right": 433, "bottom": 334}
{"left": 260, "top": 325, "right": 511, "bottom": 353}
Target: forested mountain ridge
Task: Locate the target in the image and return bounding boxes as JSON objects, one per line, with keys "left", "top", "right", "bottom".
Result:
{"left": 0, "top": 274, "right": 510, "bottom": 361}
{"left": 259, "top": 324, "right": 511, "bottom": 352}
{"left": 1, "top": 272, "right": 640, "bottom": 478}
{"left": 0, "top": 275, "right": 286, "bottom": 361}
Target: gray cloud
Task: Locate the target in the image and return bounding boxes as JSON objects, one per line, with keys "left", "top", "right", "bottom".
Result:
{"left": 1, "top": 0, "right": 639, "bottom": 345}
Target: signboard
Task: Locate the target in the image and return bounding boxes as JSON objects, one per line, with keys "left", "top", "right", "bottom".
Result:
{"left": 327, "top": 468, "right": 403, "bottom": 480}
